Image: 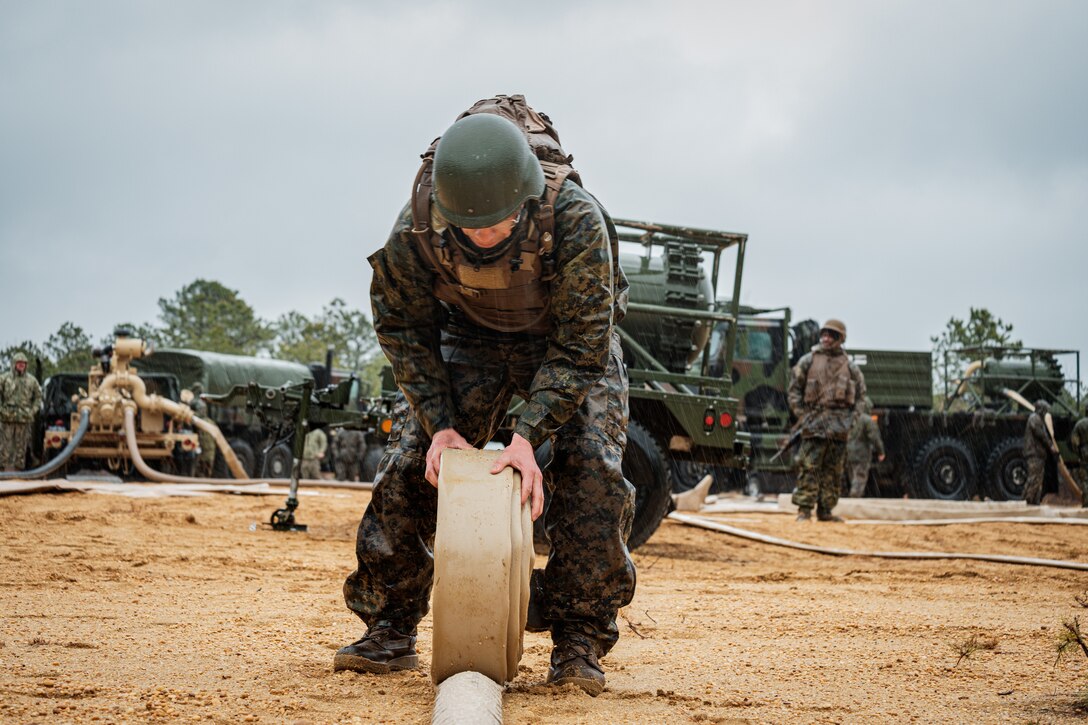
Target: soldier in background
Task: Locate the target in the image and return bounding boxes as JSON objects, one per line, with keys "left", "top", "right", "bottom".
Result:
{"left": 846, "top": 397, "right": 885, "bottom": 497}
{"left": 787, "top": 319, "right": 867, "bottom": 522}
{"left": 1023, "top": 399, "right": 1059, "bottom": 505}
{"left": 189, "top": 383, "right": 216, "bottom": 477}
{"left": 300, "top": 427, "right": 327, "bottom": 480}
{"left": 1071, "top": 409, "right": 1088, "bottom": 507}
{"left": 0, "top": 352, "right": 43, "bottom": 472}
{"left": 333, "top": 428, "right": 366, "bottom": 481}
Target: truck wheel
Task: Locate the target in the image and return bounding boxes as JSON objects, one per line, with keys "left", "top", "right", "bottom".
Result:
{"left": 984, "top": 437, "right": 1028, "bottom": 501}
{"left": 227, "top": 438, "right": 257, "bottom": 478}
{"left": 669, "top": 458, "right": 711, "bottom": 493}
{"left": 361, "top": 444, "right": 385, "bottom": 483}
{"left": 624, "top": 421, "right": 673, "bottom": 550}
{"left": 262, "top": 443, "right": 293, "bottom": 479}
{"left": 908, "top": 436, "right": 976, "bottom": 500}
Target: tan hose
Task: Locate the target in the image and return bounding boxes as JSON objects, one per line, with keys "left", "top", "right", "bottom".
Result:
{"left": 123, "top": 406, "right": 369, "bottom": 487}
{"left": 189, "top": 415, "right": 249, "bottom": 480}
{"left": 668, "top": 512, "right": 1088, "bottom": 572}
{"left": 1003, "top": 388, "right": 1035, "bottom": 411}
{"left": 952, "top": 360, "right": 983, "bottom": 397}
{"left": 96, "top": 370, "right": 248, "bottom": 479}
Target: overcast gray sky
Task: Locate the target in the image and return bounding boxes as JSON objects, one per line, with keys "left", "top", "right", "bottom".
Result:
{"left": 2, "top": 1, "right": 1085, "bottom": 375}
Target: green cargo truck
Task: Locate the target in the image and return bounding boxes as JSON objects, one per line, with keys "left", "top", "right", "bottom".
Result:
{"left": 683, "top": 305, "right": 1083, "bottom": 501}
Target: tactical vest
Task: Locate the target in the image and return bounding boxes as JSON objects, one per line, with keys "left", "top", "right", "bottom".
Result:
{"left": 803, "top": 349, "right": 856, "bottom": 409}
{"left": 409, "top": 95, "right": 622, "bottom": 335}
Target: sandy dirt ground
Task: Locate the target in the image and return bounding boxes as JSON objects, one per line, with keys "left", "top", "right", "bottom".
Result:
{"left": 2, "top": 484, "right": 1088, "bottom": 724}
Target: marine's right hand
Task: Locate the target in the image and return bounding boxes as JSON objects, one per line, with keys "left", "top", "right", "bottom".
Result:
{"left": 425, "top": 428, "right": 473, "bottom": 487}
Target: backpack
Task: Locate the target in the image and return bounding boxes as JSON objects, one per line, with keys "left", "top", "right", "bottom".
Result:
{"left": 409, "top": 95, "right": 622, "bottom": 333}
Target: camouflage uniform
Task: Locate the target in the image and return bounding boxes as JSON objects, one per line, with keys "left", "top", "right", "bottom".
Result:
{"left": 344, "top": 180, "right": 635, "bottom": 657}
{"left": 1023, "top": 404, "right": 1056, "bottom": 505}
{"left": 1071, "top": 415, "right": 1088, "bottom": 506}
{"left": 846, "top": 398, "right": 884, "bottom": 497}
{"left": 788, "top": 344, "right": 866, "bottom": 517}
{"left": 0, "top": 354, "right": 42, "bottom": 471}
{"left": 333, "top": 428, "right": 366, "bottom": 481}
{"left": 301, "top": 427, "right": 327, "bottom": 480}
{"left": 190, "top": 385, "right": 216, "bottom": 477}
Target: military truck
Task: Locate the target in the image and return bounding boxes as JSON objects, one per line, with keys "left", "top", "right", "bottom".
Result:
{"left": 680, "top": 304, "right": 1084, "bottom": 501}
{"left": 133, "top": 348, "right": 393, "bottom": 479}
{"left": 488, "top": 219, "right": 751, "bottom": 549}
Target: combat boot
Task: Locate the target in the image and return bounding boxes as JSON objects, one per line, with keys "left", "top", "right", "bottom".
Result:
{"left": 817, "top": 511, "right": 844, "bottom": 523}
{"left": 547, "top": 638, "right": 605, "bottom": 696}
{"left": 796, "top": 508, "right": 812, "bottom": 522}
{"left": 333, "top": 621, "right": 418, "bottom": 674}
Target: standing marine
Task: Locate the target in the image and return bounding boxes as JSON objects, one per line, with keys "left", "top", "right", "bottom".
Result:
{"left": 787, "top": 319, "right": 866, "bottom": 521}
{"left": 334, "top": 99, "right": 634, "bottom": 696}
{"left": 189, "top": 382, "right": 216, "bottom": 477}
{"left": 332, "top": 428, "right": 366, "bottom": 481}
{"left": 0, "top": 352, "right": 43, "bottom": 472}
{"left": 1071, "top": 410, "right": 1088, "bottom": 506}
{"left": 1023, "top": 399, "right": 1058, "bottom": 505}
{"left": 300, "top": 427, "right": 328, "bottom": 481}
{"left": 846, "top": 397, "right": 885, "bottom": 497}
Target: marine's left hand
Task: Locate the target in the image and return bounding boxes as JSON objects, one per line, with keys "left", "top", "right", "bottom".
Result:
{"left": 491, "top": 433, "right": 545, "bottom": 521}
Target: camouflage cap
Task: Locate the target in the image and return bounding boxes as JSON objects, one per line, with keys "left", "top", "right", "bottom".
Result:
{"left": 432, "top": 113, "right": 545, "bottom": 228}
{"left": 12, "top": 352, "right": 28, "bottom": 365}
{"left": 820, "top": 319, "right": 847, "bottom": 342}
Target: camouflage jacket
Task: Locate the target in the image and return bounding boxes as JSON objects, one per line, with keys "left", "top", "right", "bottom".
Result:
{"left": 303, "top": 428, "right": 328, "bottom": 460}
{"left": 847, "top": 411, "right": 885, "bottom": 463}
{"left": 1023, "top": 412, "right": 1055, "bottom": 459}
{"left": 333, "top": 428, "right": 366, "bottom": 457}
{"left": 368, "top": 180, "right": 625, "bottom": 449}
{"left": 787, "top": 345, "right": 866, "bottom": 441}
{"left": 0, "top": 369, "right": 42, "bottom": 423}
{"left": 1072, "top": 417, "right": 1088, "bottom": 461}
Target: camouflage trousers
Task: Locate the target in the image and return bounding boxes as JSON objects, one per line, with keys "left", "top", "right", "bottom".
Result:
{"left": 1024, "top": 455, "right": 1045, "bottom": 505}
{"left": 343, "top": 330, "right": 635, "bottom": 656}
{"left": 0, "top": 421, "right": 32, "bottom": 470}
{"left": 335, "top": 459, "right": 360, "bottom": 482}
{"left": 847, "top": 457, "right": 871, "bottom": 498}
{"left": 791, "top": 437, "right": 847, "bottom": 514}
{"left": 300, "top": 459, "right": 322, "bottom": 481}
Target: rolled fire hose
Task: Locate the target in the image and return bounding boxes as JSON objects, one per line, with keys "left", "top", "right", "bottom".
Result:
{"left": 0, "top": 409, "right": 91, "bottom": 480}
{"left": 430, "top": 448, "right": 532, "bottom": 725}
{"left": 669, "top": 512, "right": 1088, "bottom": 572}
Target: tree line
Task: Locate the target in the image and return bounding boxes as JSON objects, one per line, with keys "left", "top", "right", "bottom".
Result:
{"left": 0, "top": 279, "right": 384, "bottom": 387}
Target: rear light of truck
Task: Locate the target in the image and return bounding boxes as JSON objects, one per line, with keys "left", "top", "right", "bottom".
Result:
{"left": 719, "top": 412, "right": 733, "bottom": 428}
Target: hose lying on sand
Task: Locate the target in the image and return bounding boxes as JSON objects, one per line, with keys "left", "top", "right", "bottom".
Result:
{"left": 669, "top": 512, "right": 1088, "bottom": 572}
{"left": 0, "top": 409, "right": 91, "bottom": 480}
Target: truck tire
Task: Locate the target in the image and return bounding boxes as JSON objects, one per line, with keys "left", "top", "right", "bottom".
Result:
{"left": 907, "top": 436, "right": 976, "bottom": 500}
{"left": 669, "top": 458, "right": 711, "bottom": 493}
{"left": 262, "top": 443, "right": 293, "bottom": 479}
{"left": 624, "top": 421, "right": 673, "bottom": 550}
{"left": 361, "top": 444, "right": 385, "bottom": 483}
{"left": 530, "top": 423, "right": 672, "bottom": 554}
{"left": 984, "top": 437, "right": 1029, "bottom": 501}
{"left": 214, "top": 438, "right": 258, "bottom": 479}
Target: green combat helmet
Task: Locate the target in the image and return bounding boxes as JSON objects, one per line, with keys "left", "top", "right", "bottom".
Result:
{"left": 432, "top": 113, "right": 545, "bottom": 228}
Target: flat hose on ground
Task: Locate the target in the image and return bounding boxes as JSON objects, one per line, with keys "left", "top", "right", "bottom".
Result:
{"left": 0, "top": 409, "right": 91, "bottom": 480}
{"left": 669, "top": 512, "right": 1088, "bottom": 572}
